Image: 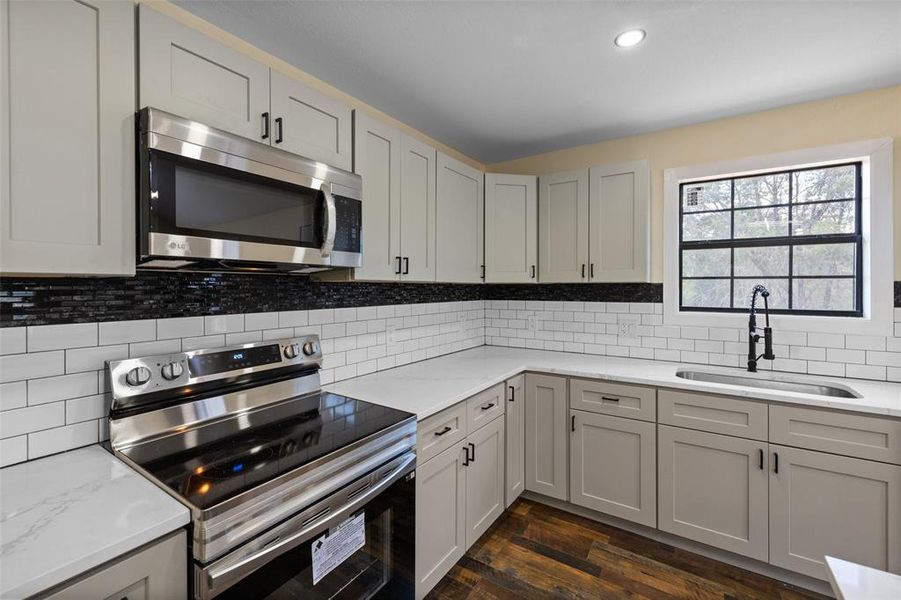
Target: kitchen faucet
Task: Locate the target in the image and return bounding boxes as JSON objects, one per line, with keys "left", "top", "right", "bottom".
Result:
{"left": 748, "top": 284, "right": 775, "bottom": 372}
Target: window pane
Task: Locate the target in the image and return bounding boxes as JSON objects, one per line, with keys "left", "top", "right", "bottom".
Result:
{"left": 734, "top": 246, "right": 789, "bottom": 277}
{"left": 682, "top": 279, "right": 731, "bottom": 308}
{"left": 683, "top": 248, "right": 731, "bottom": 277}
{"left": 793, "top": 165, "right": 856, "bottom": 203}
{"left": 683, "top": 211, "right": 731, "bottom": 241}
{"left": 734, "top": 206, "right": 789, "bottom": 238}
{"left": 793, "top": 278, "right": 855, "bottom": 312}
{"left": 732, "top": 279, "right": 789, "bottom": 309}
{"left": 794, "top": 243, "right": 856, "bottom": 276}
{"left": 682, "top": 180, "right": 731, "bottom": 213}
{"left": 734, "top": 173, "right": 789, "bottom": 208}
{"left": 792, "top": 201, "right": 856, "bottom": 235}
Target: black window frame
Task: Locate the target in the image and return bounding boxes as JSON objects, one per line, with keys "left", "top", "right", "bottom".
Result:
{"left": 678, "top": 161, "right": 863, "bottom": 317}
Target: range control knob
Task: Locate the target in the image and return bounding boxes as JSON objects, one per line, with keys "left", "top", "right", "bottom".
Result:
{"left": 161, "top": 361, "right": 184, "bottom": 381}
{"left": 125, "top": 366, "right": 152, "bottom": 387}
{"left": 283, "top": 344, "right": 300, "bottom": 359}
{"left": 302, "top": 341, "right": 317, "bottom": 356}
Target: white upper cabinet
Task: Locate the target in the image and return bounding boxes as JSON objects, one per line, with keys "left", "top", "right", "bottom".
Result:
{"left": 353, "top": 112, "right": 402, "bottom": 280}
{"left": 436, "top": 153, "right": 484, "bottom": 283}
{"left": 1, "top": 0, "right": 135, "bottom": 275}
{"left": 139, "top": 5, "right": 352, "bottom": 169}
{"left": 270, "top": 70, "right": 352, "bottom": 171}
{"left": 485, "top": 174, "right": 537, "bottom": 283}
{"left": 539, "top": 169, "right": 590, "bottom": 283}
{"left": 139, "top": 4, "right": 270, "bottom": 142}
{"left": 400, "top": 135, "right": 437, "bottom": 282}
{"left": 588, "top": 160, "right": 649, "bottom": 281}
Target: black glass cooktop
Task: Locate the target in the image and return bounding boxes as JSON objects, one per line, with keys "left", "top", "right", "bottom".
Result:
{"left": 120, "top": 391, "right": 413, "bottom": 510}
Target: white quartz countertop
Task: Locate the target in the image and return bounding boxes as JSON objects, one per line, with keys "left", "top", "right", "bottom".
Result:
{"left": 326, "top": 346, "right": 901, "bottom": 420}
{"left": 826, "top": 556, "right": 901, "bottom": 600}
{"left": 0, "top": 445, "right": 190, "bottom": 599}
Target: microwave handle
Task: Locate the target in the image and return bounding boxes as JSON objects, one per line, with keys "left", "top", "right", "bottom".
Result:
{"left": 320, "top": 185, "right": 337, "bottom": 258}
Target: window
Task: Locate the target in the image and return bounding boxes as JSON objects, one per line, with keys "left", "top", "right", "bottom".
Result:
{"left": 679, "top": 163, "right": 862, "bottom": 316}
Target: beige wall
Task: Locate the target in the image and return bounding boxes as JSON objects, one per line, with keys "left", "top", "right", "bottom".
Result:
{"left": 490, "top": 86, "right": 901, "bottom": 282}
{"left": 141, "top": 0, "right": 484, "bottom": 171}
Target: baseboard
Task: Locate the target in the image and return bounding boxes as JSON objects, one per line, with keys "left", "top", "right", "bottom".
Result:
{"left": 520, "top": 491, "right": 835, "bottom": 598}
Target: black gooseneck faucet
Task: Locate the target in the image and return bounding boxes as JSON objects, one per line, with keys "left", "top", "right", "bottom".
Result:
{"left": 748, "top": 284, "right": 775, "bottom": 372}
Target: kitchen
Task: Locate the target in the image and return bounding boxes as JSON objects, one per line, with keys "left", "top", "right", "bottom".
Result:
{"left": 1, "top": 1, "right": 900, "bottom": 599}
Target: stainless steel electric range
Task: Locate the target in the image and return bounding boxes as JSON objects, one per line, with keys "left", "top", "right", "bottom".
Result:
{"left": 106, "top": 335, "right": 416, "bottom": 600}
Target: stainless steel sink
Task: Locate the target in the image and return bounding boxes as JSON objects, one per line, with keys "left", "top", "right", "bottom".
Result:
{"left": 675, "top": 370, "right": 860, "bottom": 398}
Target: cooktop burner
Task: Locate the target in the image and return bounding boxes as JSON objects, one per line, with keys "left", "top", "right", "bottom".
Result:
{"left": 120, "top": 390, "right": 411, "bottom": 510}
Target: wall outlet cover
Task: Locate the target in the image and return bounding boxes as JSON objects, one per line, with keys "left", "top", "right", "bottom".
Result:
{"left": 618, "top": 314, "right": 640, "bottom": 339}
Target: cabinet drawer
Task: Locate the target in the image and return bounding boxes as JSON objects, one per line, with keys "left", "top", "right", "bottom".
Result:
{"left": 658, "top": 389, "right": 767, "bottom": 441}
{"left": 418, "top": 403, "right": 467, "bottom": 464}
{"left": 570, "top": 379, "right": 655, "bottom": 422}
{"left": 467, "top": 383, "right": 505, "bottom": 432}
{"left": 770, "top": 405, "right": 901, "bottom": 465}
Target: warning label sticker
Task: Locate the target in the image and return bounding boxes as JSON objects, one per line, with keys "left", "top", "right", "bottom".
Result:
{"left": 311, "top": 512, "right": 366, "bottom": 585}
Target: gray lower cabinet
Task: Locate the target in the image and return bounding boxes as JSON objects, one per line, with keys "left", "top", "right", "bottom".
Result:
{"left": 769, "top": 444, "right": 901, "bottom": 580}
{"left": 524, "top": 373, "right": 568, "bottom": 500}
{"left": 505, "top": 374, "right": 526, "bottom": 507}
{"left": 465, "top": 416, "right": 506, "bottom": 546}
{"left": 570, "top": 410, "right": 656, "bottom": 527}
{"left": 416, "top": 441, "right": 467, "bottom": 599}
{"left": 44, "top": 530, "right": 186, "bottom": 599}
{"left": 657, "top": 425, "right": 769, "bottom": 562}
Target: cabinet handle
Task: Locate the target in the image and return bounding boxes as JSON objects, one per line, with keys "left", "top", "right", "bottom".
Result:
{"left": 403, "top": 257, "right": 409, "bottom": 275}
{"left": 601, "top": 396, "right": 619, "bottom": 402}
{"left": 581, "top": 263, "right": 586, "bottom": 278}
{"left": 395, "top": 256, "right": 402, "bottom": 275}
{"left": 261, "top": 112, "right": 270, "bottom": 139}
{"left": 590, "top": 263, "right": 595, "bottom": 278}
{"left": 275, "top": 117, "right": 284, "bottom": 144}
{"left": 481, "top": 264, "right": 485, "bottom": 281}
{"left": 773, "top": 452, "right": 779, "bottom": 473}
{"left": 571, "top": 415, "right": 576, "bottom": 432}
{"left": 462, "top": 445, "right": 470, "bottom": 466}
{"left": 481, "top": 402, "right": 495, "bottom": 411}
{"left": 509, "top": 385, "right": 515, "bottom": 402}
{"left": 531, "top": 265, "right": 536, "bottom": 279}
{"left": 469, "top": 442, "right": 475, "bottom": 463}
{"left": 758, "top": 448, "right": 764, "bottom": 470}
{"left": 434, "top": 426, "right": 452, "bottom": 436}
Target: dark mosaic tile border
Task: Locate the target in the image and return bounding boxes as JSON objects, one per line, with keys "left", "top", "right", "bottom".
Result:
{"left": 2, "top": 273, "right": 895, "bottom": 328}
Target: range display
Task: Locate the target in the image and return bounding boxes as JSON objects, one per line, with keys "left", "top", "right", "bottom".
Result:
{"left": 187, "top": 344, "right": 282, "bottom": 377}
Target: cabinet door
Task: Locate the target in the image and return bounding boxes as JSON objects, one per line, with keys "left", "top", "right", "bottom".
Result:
{"left": 588, "top": 160, "right": 649, "bottom": 282}
{"left": 505, "top": 374, "right": 525, "bottom": 507}
{"left": 570, "top": 411, "right": 656, "bottom": 527}
{"left": 539, "top": 169, "right": 589, "bottom": 283}
{"left": 416, "top": 442, "right": 467, "bottom": 599}
{"left": 769, "top": 444, "right": 901, "bottom": 580}
{"left": 657, "top": 425, "right": 769, "bottom": 561}
{"left": 436, "top": 153, "right": 484, "bottom": 283}
{"left": 465, "top": 416, "right": 506, "bottom": 547}
{"left": 270, "top": 70, "right": 352, "bottom": 170}
{"left": 400, "top": 135, "right": 437, "bottom": 281}
{"left": 45, "top": 530, "right": 186, "bottom": 599}
{"left": 1, "top": 0, "right": 135, "bottom": 276}
{"left": 353, "top": 112, "right": 401, "bottom": 280}
{"left": 524, "top": 374, "right": 568, "bottom": 500}
{"left": 139, "top": 4, "right": 270, "bottom": 141}
{"left": 485, "top": 174, "right": 538, "bottom": 283}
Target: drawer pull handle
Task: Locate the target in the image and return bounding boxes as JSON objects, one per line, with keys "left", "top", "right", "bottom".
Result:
{"left": 571, "top": 415, "right": 576, "bottom": 432}
{"left": 434, "top": 426, "right": 452, "bottom": 436}
{"left": 481, "top": 403, "right": 495, "bottom": 411}
{"left": 601, "top": 396, "right": 620, "bottom": 402}
{"left": 758, "top": 448, "right": 764, "bottom": 470}
{"left": 509, "top": 385, "right": 515, "bottom": 402}
{"left": 773, "top": 452, "right": 779, "bottom": 474}
{"left": 469, "top": 442, "right": 475, "bottom": 462}
{"left": 462, "top": 445, "right": 470, "bottom": 466}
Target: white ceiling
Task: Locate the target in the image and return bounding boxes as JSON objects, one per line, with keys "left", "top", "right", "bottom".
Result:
{"left": 175, "top": 1, "right": 901, "bottom": 164}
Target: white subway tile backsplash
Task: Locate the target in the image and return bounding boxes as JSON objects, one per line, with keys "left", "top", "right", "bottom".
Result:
{"left": 1, "top": 403, "right": 64, "bottom": 438}
{"left": 245, "top": 312, "right": 280, "bottom": 331}
{"left": 278, "top": 311, "right": 308, "bottom": 328}
{"left": 181, "top": 335, "right": 226, "bottom": 351}
{"left": 27, "top": 372, "right": 97, "bottom": 406}
{"left": 1, "top": 436, "right": 27, "bottom": 467}
{"left": 826, "top": 348, "right": 866, "bottom": 364}
{"left": 28, "top": 421, "right": 97, "bottom": 460}
{"left": 99, "top": 320, "right": 156, "bottom": 345}
{"left": 225, "top": 331, "right": 263, "bottom": 345}
{"left": 204, "top": 314, "right": 244, "bottom": 335}
{"left": 807, "top": 333, "right": 845, "bottom": 348}
{"left": 866, "top": 351, "right": 901, "bottom": 367}
{"left": 845, "top": 364, "right": 886, "bottom": 381}
{"left": 65, "top": 345, "right": 128, "bottom": 373}
{"left": 0, "top": 382, "right": 27, "bottom": 411}
{"left": 157, "top": 317, "right": 204, "bottom": 340}
{"left": 129, "top": 339, "right": 182, "bottom": 357}
{"left": 0, "top": 351, "right": 65, "bottom": 382}
{"left": 790, "top": 346, "right": 826, "bottom": 361}
{"left": 0, "top": 328, "right": 26, "bottom": 355}
{"left": 65, "top": 394, "right": 108, "bottom": 424}
{"left": 846, "top": 335, "right": 887, "bottom": 351}
{"left": 28, "top": 323, "right": 97, "bottom": 351}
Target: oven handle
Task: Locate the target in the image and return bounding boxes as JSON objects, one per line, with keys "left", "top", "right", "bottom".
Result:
{"left": 202, "top": 451, "right": 415, "bottom": 598}
{"left": 320, "top": 185, "right": 337, "bottom": 258}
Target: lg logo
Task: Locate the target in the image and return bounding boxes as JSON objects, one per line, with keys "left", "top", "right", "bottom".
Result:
{"left": 168, "top": 241, "right": 189, "bottom": 251}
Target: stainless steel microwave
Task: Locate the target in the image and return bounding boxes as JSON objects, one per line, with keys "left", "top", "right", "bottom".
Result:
{"left": 137, "top": 108, "right": 362, "bottom": 272}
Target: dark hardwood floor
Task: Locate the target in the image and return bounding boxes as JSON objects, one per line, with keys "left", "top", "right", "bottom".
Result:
{"left": 426, "top": 499, "right": 830, "bottom": 600}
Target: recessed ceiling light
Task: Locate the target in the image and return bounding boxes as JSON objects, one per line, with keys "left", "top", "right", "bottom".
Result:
{"left": 614, "top": 29, "right": 646, "bottom": 48}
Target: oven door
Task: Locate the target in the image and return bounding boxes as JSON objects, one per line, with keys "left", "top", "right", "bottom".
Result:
{"left": 197, "top": 451, "right": 415, "bottom": 600}
{"left": 140, "top": 145, "right": 361, "bottom": 268}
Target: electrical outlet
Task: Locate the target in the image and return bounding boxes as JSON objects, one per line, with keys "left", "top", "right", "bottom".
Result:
{"left": 527, "top": 315, "right": 537, "bottom": 333}
{"left": 617, "top": 314, "right": 640, "bottom": 339}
